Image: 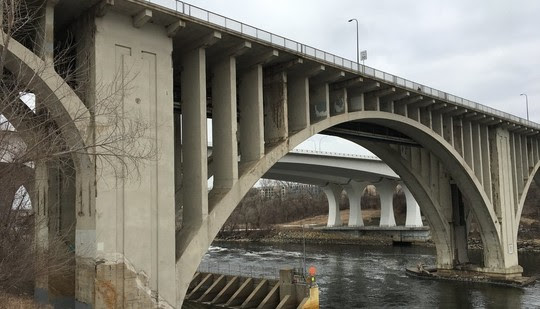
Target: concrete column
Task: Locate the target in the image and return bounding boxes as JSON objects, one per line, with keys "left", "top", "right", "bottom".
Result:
{"left": 263, "top": 71, "right": 288, "bottom": 144}
{"left": 182, "top": 47, "right": 208, "bottom": 223}
{"left": 35, "top": 0, "right": 58, "bottom": 61}
{"left": 287, "top": 75, "right": 309, "bottom": 132}
{"left": 480, "top": 125, "right": 492, "bottom": 201}
{"left": 377, "top": 180, "right": 396, "bottom": 227}
{"left": 401, "top": 184, "right": 423, "bottom": 227}
{"left": 443, "top": 116, "right": 454, "bottom": 146}
{"left": 472, "top": 123, "right": 483, "bottom": 183}
{"left": 489, "top": 127, "right": 520, "bottom": 271}
{"left": 344, "top": 181, "right": 366, "bottom": 227}
{"left": 463, "top": 121, "right": 473, "bottom": 168}
{"left": 453, "top": 118, "right": 463, "bottom": 156}
{"left": 322, "top": 183, "right": 343, "bottom": 227}
{"left": 174, "top": 112, "right": 182, "bottom": 221}
{"left": 212, "top": 56, "right": 238, "bottom": 189}
{"left": 239, "top": 65, "right": 264, "bottom": 162}
{"left": 80, "top": 11, "right": 177, "bottom": 307}
{"left": 309, "top": 83, "right": 329, "bottom": 122}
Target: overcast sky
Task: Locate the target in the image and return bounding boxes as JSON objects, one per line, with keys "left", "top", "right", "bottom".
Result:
{"left": 162, "top": 0, "right": 540, "bottom": 155}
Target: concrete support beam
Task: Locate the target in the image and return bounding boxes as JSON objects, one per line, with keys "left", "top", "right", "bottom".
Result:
{"left": 402, "top": 185, "right": 423, "bottom": 227}
{"left": 471, "top": 123, "right": 484, "bottom": 183}
{"left": 182, "top": 48, "right": 208, "bottom": 224}
{"left": 463, "top": 121, "right": 474, "bottom": 169}
{"left": 287, "top": 75, "right": 310, "bottom": 132}
{"left": 344, "top": 181, "right": 366, "bottom": 227}
{"left": 187, "top": 273, "right": 213, "bottom": 300}
{"left": 211, "top": 276, "right": 239, "bottom": 304}
{"left": 323, "top": 184, "right": 343, "bottom": 227}
{"left": 257, "top": 282, "right": 280, "bottom": 309}
{"left": 199, "top": 274, "right": 227, "bottom": 302}
{"left": 489, "top": 128, "right": 520, "bottom": 271}
{"left": 133, "top": 9, "right": 152, "bottom": 28}
{"left": 167, "top": 19, "right": 186, "bottom": 37}
{"left": 453, "top": 118, "right": 464, "bottom": 156}
{"left": 183, "top": 31, "right": 221, "bottom": 52}
{"left": 174, "top": 113, "right": 182, "bottom": 219}
{"left": 225, "top": 278, "right": 254, "bottom": 307}
{"left": 377, "top": 179, "right": 396, "bottom": 227}
{"left": 239, "top": 50, "right": 279, "bottom": 70}
{"left": 420, "top": 107, "right": 432, "bottom": 128}
{"left": 35, "top": 0, "right": 58, "bottom": 61}
{"left": 212, "top": 56, "right": 238, "bottom": 189}
{"left": 263, "top": 71, "right": 288, "bottom": 144}
{"left": 480, "top": 125, "right": 492, "bottom": 201}
{"left": 442, "top": 116, "right": 454, "bottom": 146}
{"left": 239, "top": 65, "right": 265, "bottom": 162}
{"left": 241, "top": 280, "right": 269, "bottom": 308}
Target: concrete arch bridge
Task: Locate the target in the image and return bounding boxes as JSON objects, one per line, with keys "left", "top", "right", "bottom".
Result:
{"left": 2, "top": 0, "right": 540, "bottom": 307}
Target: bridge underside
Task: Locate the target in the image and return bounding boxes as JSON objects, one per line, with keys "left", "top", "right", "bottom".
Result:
{"left": 2, "top": 0, "right": 540, "bottom": 308}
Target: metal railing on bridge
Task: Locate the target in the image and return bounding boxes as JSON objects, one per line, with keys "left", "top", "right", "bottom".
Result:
{"left": 144, "top": 0, "right": 538, "bottom": 130}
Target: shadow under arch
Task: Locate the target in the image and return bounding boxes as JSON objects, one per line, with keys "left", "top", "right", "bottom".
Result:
{"left": 175, "top": 111, "right": 507, "bottom": 304}
{"left": 516, "top": 160, "right": 540, "bottom": 237}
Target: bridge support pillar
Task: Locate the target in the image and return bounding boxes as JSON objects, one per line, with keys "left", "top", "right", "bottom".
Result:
{"left": 71, "top": 11, "right": 177, "bottom": 308}
{"left": 344, "top": 181, "right": 366, "bottom": 227}
{"left": 401, "top": 184, "right": 423, "bottom": 227}
{"left": 377, "top": 179, "right": 396, "bottom": 227}
{"left": 212, "top": 56, "right": 239, "bottom": 189}
{"left": 323, "top": 184, "right": 343, "bottom": 227}
{"left": 482, "top": 127, "right": 521, "bottom": 275}
{"left": 239, "top": 65, "right": 264, "bottom": 162}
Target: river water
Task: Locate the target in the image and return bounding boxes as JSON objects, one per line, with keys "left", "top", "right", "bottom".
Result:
{"left": 200, "top": 242, "right": 540, "bottom": 308}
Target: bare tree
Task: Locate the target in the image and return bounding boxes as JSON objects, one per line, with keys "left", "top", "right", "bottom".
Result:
{"left": 0, "top": 0, "right": 155, "bottom": 298}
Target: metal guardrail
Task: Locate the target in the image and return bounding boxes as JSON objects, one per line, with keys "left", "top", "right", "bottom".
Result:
{"left": 290, "top": 148, "right": 381, "bottom": 161}
{"left": 143, "top": 0, "right": 538, "bottom": 130}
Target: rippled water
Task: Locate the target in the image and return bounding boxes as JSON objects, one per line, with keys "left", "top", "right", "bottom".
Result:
{"left": 201, "top": 242, "right": 540, "bottom": 308}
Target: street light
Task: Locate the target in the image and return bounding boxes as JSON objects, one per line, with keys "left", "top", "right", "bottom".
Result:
{"left": 348, "top": 18, "right": 359, "bottom": 65}
{"left": 520, "top": 93, "right": 529, "bottom": 121}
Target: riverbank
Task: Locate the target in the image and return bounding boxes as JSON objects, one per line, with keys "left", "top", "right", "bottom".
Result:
{"left": 215, "top": 227, "right": 540, "bottom": 252}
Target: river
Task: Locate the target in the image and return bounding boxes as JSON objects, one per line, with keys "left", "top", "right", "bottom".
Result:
{"left": 200, "top": 242, "right": 540, "bottom": 308}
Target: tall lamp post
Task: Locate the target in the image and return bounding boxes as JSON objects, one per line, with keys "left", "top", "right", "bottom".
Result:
{"left": 348, "top": 18, "right": 359, "bottom": 65}
{"left": 520, "top": 93, "right": 529, "bottom": 121}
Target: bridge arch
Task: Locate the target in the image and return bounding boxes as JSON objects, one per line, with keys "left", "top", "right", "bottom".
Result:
{"left": 176, "top": 111, "right": 506, "bottom": 302}
{"left": 0, "top": 32, "right": 91, "bottom": 171}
